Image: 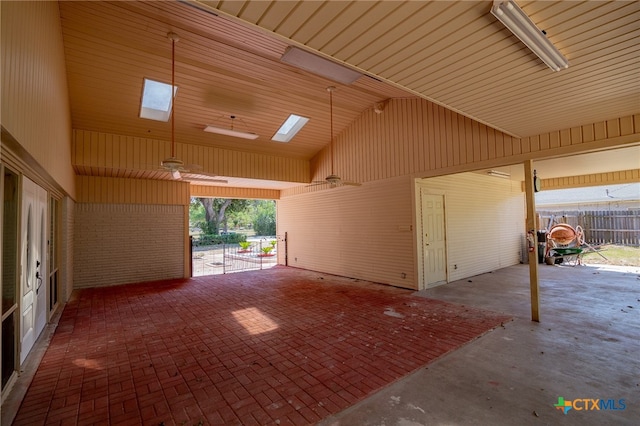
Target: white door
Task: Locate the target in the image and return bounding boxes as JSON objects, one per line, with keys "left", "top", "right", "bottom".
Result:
{"left": 421, "top": 190, "right": 447, "bottom": 288}
{"left": 20, "top": 177, "right": 48, "bottom": 364}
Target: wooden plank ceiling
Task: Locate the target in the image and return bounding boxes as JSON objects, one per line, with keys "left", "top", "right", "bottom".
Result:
{"left": 59, "top": 1, "right": 640, "bottom": 187}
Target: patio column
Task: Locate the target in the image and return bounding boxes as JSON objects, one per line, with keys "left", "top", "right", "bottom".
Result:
{"left": 524, "top": 160, "right": 540, "bottom": 322}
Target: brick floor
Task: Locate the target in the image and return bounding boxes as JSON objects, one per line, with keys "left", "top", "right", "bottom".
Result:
{"left": 12, "top": 266, "right": 510, "bottom": 425}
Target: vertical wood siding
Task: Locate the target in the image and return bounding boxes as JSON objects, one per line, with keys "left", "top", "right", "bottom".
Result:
{"left": 1, "top": 1, "right": 76, "bottom": 197}
{"left": 72, "top": 130, "right": 309, "bottom": 184}
{"left": 191, "top": 185, "right": 279, "bottom": 200}
{"left": 278, "top": 175, "right": 417, "bottom": 289}
{"left": 540, "top": 169, "right": 640, "bottom": 191}
{"left": 76, "top": 176, "right": 190, "bottom": 205}
{"left": 292, "top": 98, "right": 638, "bottom": 192}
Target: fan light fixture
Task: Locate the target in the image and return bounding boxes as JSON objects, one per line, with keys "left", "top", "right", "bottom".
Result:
{"left": 491, "top": 0, "right": 568, "bottom": 72}
{"left": 281, "top": 46, "right": 363, "bottom": 85}
{"left": 204, "top": 116, "right": 259, "bottom": 140}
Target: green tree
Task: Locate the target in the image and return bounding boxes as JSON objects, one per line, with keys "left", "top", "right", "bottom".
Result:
{"left": 252, "top": 200, "right": 276, "bottom": 236}
{"left": 194, "top": 198, "right": 249, "bottom": 235}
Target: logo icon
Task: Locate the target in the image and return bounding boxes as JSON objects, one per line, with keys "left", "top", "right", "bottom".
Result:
{"left": 555, "top": 397, "right": 572, "bottom": 414}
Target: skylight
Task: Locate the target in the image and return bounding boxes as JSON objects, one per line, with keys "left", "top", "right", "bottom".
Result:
{"left": 139, "top": 78, "right": 177, "bottom": 122}
{"left": 271, "top": 114, "right": 309, "bottom": 142}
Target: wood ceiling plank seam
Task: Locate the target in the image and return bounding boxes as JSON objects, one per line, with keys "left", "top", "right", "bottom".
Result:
{"left": 418, "top": 10, "right": 639, "bottom": 98}
{"left": 546, "top": 1, "right": 639, "bottom": 43}
{"left": 480, "top": 104, "right": 638, "bottom": 140}
{"left": 284, "top": 1, "right": 352, "bottom": 46}
{"left": 414, "top": 49, "right": 539, "bottom": 102}
{"left": 439, "top": 47, "right": 640, "bottom": 111}
{"left": 62, "top": 2, "right": 282, "bottom": 67}
{"left": 251, "top": 1, "right": 300, "bottom": 32}
{"left": 307, "top": 1, "right": 390, "bottom": 54}
{"left": 60, "top": 4, "right": 178, "bottom": 54}
{"left": 410, "top": 20, "right": 636, "bottom": 99}
{"left": 234, "top": 0, "right": 271, "bottom": 24}
{"left": 210, "top": 0, "right": 246, "bottom": 17}
{"left": 394, "top": 28, "right": 519, "bottom": 91}
{"left": 332, "top": 1, "right": 428, "bottom": 62}
{"left": 458, "top": 55, "right": 640, "bottom": 115}
{"left": 444, "top": 71, "right": 633, "bottom": 125}
{"left": 257, "top": 1, "right": 323, "bottom": 39}
{"left": 371, "top": 8, "right": 496, "bottom": 82}
{"left": 343, "top": 1, "right": 453, "bottom": 69}
{"left": 491, "top": 94, "right": 640, "bottom": 128}
{"left": 370, "top": 3, "right": 489, "bottom": 77}
{"left": 569, "top": 27, "right": 640, "bottom": 63}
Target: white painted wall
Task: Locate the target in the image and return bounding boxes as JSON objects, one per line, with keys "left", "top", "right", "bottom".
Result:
{"left": 278, "top": 175, "right": 417, "bottom": 289}
{"left": 279, "top": 172, "right": 525, "bottom": 289}
{"left": 416, "top": 172, "right": 525, "bottom": 284}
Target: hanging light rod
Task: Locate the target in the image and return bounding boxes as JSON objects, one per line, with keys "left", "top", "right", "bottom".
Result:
{"left": 491, "top": 0, "right": 568, "bottom": 72}
{"left": 204, "top": 115, "right": 259, "bottom": 140}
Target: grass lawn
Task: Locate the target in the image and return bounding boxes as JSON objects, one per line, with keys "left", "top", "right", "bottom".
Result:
{"left": 581, "top": 244, "right": 640, "bottom": 267}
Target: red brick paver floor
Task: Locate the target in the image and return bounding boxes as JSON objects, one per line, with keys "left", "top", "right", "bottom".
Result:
{"left": 13, "top": 267, "right": 510, "bottom": 425}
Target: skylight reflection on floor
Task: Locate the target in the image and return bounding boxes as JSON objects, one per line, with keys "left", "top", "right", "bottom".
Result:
{"left": 231, "top": 307, "right": 279, "bottom": 335}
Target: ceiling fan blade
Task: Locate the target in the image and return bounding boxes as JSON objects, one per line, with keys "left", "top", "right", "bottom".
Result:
{"left": 341, "top": 181, "right": 362, "bottom": 186}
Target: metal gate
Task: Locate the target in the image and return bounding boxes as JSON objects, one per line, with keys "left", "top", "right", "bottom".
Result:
{"left": 191, "top": 235, "right": 285, "bottom": 276}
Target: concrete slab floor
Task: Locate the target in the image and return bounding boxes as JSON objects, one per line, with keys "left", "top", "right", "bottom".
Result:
{"left": 320, "top": 263, "right": 640, "bottom": 426}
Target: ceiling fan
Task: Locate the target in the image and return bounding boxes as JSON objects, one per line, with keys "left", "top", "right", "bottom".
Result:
{"left": 160, "top": 32, "right": 226, "bottom": 184}
{"left": 308, "top": 86, "right": 361, "bottom": 188}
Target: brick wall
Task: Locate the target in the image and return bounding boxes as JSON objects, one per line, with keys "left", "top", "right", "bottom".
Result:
{"left": 74, "top": 203, "right": 184, "bottom": 288}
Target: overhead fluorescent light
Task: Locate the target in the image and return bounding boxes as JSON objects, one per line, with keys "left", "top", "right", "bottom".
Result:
{"left": 487, "top": 170, "right": 511, "bottom": 178}
{"left": 204, "top": 115, "right": 259, "bottom": 140}
{"left": 272, "top": 114, "right": 309, "bottom": 143}
{"left": 140, "top": 78, "right": 178, "bottom": 121}
{"left": 204, "top": 126, "right": 259, "bottom": 140}
{"left": 491, "top": 0, "right": 569, "bottom": 72}
{"left": 281, "top": 46, "right": 363, "bottom": 84}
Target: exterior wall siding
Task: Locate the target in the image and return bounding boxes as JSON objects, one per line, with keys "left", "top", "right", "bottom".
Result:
{"left": 540, "top": 169, "right": 640, "bottom": 191}
{"left": 1, "top": 1, "right": 76, "bottom": 197}
{"left": 76, "top": 176, "right": 190, "bottom": 206}
{"left": 285, "top": 100, "right": 639, "bottom": 195}
{"left": 191, "top": 185, "right": 279, "bottom": 200}
{"left": 72, "top": 130, "right": 309, "bottom": 185}
{"left": 417, "top": 173, "right": 524, "bottom": 283}
{"left": 278, "top": 175, "right": 417, "bottom": 289}
{"left": 74, "top": 204, "right": 184, "bottom": 288}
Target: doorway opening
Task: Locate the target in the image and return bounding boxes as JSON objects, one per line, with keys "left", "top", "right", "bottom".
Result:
{"left": 189, "top": 198, "right": 282, "bottom": 276}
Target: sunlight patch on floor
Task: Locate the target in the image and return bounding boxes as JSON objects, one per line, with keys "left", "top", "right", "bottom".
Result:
{"left": 232, "top": 307, "right": 279, "bottom": 335}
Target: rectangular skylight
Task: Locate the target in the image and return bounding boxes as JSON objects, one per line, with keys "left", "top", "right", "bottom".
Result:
{"left": 272, "top": 114, "right": 309, "bottom": 142}
{"left": 139, "top": 78, "right": 177, "bottom": 121}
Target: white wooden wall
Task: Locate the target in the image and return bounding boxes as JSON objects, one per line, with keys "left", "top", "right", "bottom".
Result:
{"left": 278, "top": 175, "right": 417, "bottom": 289}
{"left": 417, "top": 173, "right": 525, "bottom": 284}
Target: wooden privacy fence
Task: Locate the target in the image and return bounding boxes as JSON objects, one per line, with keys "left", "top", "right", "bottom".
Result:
{"left": 538, "top": 210, "right": 640, "bottom": 246}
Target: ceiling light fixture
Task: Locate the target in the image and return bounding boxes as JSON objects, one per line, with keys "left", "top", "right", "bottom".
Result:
{"left": 487, "top": 170, "right": 511, "bottom": 178}
{"left": 491, "top": 0, "right": 568, "bottom": 72}
{"left": 281, "top": 46, "right": 363, "bottom": 85}
{"left": 204, "top": 115, "right": 259, "bottom": 140}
